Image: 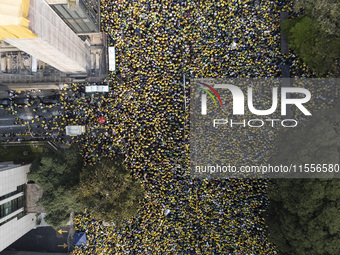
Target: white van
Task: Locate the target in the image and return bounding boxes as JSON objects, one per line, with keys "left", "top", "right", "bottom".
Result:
{"left": 65, "top": 126, "right": 85, "bottom": 136}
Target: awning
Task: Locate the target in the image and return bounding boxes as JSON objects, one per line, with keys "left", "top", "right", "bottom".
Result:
{"left": 74, "top": 232, "right": 87, "bottom": 246}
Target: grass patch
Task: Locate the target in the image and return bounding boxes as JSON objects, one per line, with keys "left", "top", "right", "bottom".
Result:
{"left": 0, "top": 142, "right": 47, "bottom": 164}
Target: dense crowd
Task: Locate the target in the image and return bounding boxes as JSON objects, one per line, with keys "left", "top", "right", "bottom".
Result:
{"left": 0, "top": 0, "right": 338, "bottom": 253}
{"left": 70, "top": 0, "right": 288, "bottom": 254}
{"left": 66, "top": 0, "right": 337, "bottom": 254}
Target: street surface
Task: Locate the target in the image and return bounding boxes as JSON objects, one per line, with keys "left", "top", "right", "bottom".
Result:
{"left": 0, "top": 87, "right": 64, "bottom": 141}
{"left": 5, "top": 226, "right": 70, "bottom": 253}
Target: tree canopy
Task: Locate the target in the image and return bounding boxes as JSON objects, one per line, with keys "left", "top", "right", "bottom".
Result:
{"left": 29, "top": 147, "right": 144, "bottom": 228}
{"left": 293, "top": 0, "right": 339, "bottom": 36}
{"left": 283, "top": 0, "right": 340, "bottom": 76}
{"left": 270, "top": 100, "right": 340, "bottom": 173}
{"left": 268, "top": 178, "right": 340, "bottom": 255}
{"left": 28, "top": 146, "right": 83, "bottom": 228}
{"left": 77, "top": 157, "right": 144, "bottom": 226}
{"left": 267, "top": 101, "right": 340, "bottom": 254}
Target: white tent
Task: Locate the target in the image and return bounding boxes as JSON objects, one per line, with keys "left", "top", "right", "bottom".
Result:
{"left": 108, "top": 46, "right": 115, "bottom": 71}
{"left": 85, "top": 85, "right": 109, "bottom": 93}
{"left": 66, "top": 125, "right": 85, "bottom": 136}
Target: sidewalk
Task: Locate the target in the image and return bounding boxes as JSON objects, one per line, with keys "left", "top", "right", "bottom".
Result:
{"left": 0, "top": 83, "right": 67, "bottom": 92}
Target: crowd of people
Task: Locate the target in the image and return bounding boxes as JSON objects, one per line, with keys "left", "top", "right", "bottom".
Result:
{"left": 65, "top": 0, "right": 337, "bottom": 254}
{"left": 71, "top": 0, "right": 290, "bottom": 254}
{"left": 0, "top": 0, "right": 338, "bottom": 253}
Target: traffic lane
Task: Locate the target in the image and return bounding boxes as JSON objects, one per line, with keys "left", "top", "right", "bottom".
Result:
{"left": 0, "top": 89, "right": 61, "bottom": 100}
{"left": 0, "top": 90, "right": 62, "bottom": 110}
{"left": 0, "top": 114, "right": 56, "bottom": 139}
{"left": 6, "top": 226, "right": 71, "bottom": 253}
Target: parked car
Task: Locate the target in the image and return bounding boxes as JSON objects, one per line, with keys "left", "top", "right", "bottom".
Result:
{"left": 14, "top": 97, "right": 30, "bottom": 105}
{"left": 0, "top": 98, "right": 13, "bottom": 106}
{"left": 41, "top": 95, "right": 60, "bottom": 104}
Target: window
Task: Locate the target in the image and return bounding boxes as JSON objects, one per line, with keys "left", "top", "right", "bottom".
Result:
{"left": 51, "top": 4, "right": 99, "bottom": 34}
{"left": 0, "top": 185, "right": 25, "bottom": 201}
{"left": 0, "top": 196, "right": 25, "bottom": 219}
{"left": 0, "top": 211, "right": 27, "bottom": 226}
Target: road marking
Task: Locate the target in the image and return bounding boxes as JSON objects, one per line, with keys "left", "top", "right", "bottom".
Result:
{"left": 57, "top": 229, "right": 68, "bottom": 235}
{"left": 57, "top": 243, "right": 68, "bottom": 249}
{"left": 0, "top": 125, "right": 22, "bottom": 128}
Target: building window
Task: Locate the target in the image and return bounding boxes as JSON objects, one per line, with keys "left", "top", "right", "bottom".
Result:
{"left": 0, "top": 185, "right": 25, "bottom": 202}
{"left": 51, "top": 1, "right": 100, "bottom": 34}
{"left": 0, "top": 196, "right": 25, "bottom": 219}
{"left": 0, "top": 211, "right": 27, "bottom": 226}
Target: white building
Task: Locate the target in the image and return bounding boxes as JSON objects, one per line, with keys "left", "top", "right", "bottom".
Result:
{"left": 0, "top": 0, "right": 107, "bottom": 84}
{"left": 0, "top": 162, "right": 36, "bottom": 252}
{"left": 0, "top": 0, "right": 87, "bottom": 73}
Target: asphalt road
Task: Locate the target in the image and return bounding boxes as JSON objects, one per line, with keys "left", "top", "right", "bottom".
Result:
{"left": 5, "top": 226, "right": 71, "bottom": 253}
{"left": 0, "top": 89, "right": 63, "bottom": 139}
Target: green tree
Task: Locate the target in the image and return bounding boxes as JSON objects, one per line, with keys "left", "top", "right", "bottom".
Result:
{"left": 283, "top": 15, "right": 340, "bottom": 75}
{"left": 77, "top": 157, "right": 144, "bottom": 227}
{"left": 268, "top": 179, "right": 340, "bottom": 255}
{"left": 293, "top": 0, "right": 340, "bottom": 36}
{"left": 271, "top": 100, "right": 340, "bottom": 170}
{"left": 28, "top": 146, "right": 83, "bottom": 228}
{"left": 267, "top": 101, "right": 340, "bottom": 254}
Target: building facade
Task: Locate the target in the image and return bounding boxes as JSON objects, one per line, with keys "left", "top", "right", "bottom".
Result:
{"left": 0, "top": 163, "right": 36, "bottom": 252}
{"left": 0, "top": 0, "right": 107, "bottom": 86}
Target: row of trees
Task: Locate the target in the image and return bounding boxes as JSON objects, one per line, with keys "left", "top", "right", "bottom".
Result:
{"left": 273, "top": 1, "right": 340, "bottom": 252}
{"left": 28, "top": 148, "right": 144, "bottom": 228}
{"left": 267, "top": 100, "right": 340, "bottom": 254}
{"left": 283, "top": 0, "right": 339, "bottom": 75}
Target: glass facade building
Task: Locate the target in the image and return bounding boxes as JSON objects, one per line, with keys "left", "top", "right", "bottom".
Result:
{"left": 0, "top": 163, "right": 36, "bottom": 252}
{"left": 51, "top": 0, "right": 100, "bottom": 34}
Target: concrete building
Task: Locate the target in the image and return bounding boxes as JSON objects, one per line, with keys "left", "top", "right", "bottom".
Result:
{"left": 47, "top": 0, "right": 100, "bottom": 35}
{"left": 0, "top": 0, "right": 107, "bottom": 86}
{"left": 0, "top": 162, "right": 36, "bottom": 252}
